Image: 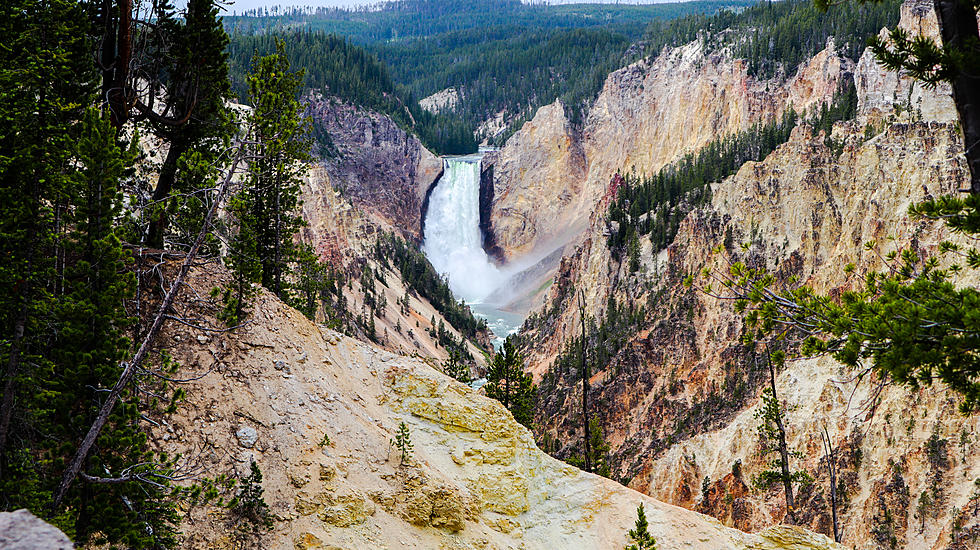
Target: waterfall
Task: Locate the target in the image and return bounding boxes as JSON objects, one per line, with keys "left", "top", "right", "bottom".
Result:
{"left": 422, "top": 154, "right": 503, "bottom": 304}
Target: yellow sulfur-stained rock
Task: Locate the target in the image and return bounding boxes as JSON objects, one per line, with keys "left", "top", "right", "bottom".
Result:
{"left": 318, "top": 492, "right": 375, "bottom": 527}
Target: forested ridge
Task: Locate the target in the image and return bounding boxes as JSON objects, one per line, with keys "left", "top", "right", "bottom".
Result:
{"left": 224, "top": 0, "right": 755, "bottom": 150}
{"left": 643, "top": 0, "right": 901, "bottom": 78}
{"left": 227, "top": 32, "right": 477, "bottom": 154}
{"left": 224, "top": 0, "right": 899, "bottom": 153}
{"left": 224, "top": 0, "right": 751, "bottom": 43}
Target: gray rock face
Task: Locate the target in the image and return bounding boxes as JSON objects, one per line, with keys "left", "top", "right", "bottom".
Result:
{"left": 0, "top": 509, "right": 73, "bottom": 549}
{"left": 303, "top": 93, "right": 443, "bottom": 241}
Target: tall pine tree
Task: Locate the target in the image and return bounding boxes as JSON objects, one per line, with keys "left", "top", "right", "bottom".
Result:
{"left": 485, "top": 337, "right": 536, "bottom": 428}
{"left": 225, "top": 39, "right": 314, "bottom": 321}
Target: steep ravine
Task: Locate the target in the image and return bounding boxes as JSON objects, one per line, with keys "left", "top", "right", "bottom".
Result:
{"left": 518, "top": 2, "right": 980, "bottom": 547}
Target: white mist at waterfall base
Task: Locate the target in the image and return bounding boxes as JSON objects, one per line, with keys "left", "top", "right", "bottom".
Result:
{"left": 422, "top": 153, "right": 522, "bottom": 344}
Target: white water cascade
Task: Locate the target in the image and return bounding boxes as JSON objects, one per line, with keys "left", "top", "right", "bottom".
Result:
{"left": 422, "top": 153, "right": 504, "bottom": 303}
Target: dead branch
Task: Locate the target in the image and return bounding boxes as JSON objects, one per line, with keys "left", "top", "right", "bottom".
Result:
{"left": 52, "top": 144, "right": 243, "bottom": 507}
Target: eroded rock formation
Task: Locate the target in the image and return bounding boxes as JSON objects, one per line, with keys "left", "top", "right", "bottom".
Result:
{"left": 487, "top": 35, "right": 851, "bottom": 271}
{"left": 304, "top": 93, "right": 443, "bottom": 241}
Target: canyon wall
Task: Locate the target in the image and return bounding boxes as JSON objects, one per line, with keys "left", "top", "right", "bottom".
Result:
{"left": 520, "top": 2, "right": 980, "bottom": 547}
{"left": 486, "top": 34, "right": 850, "bottom": 271}
{"left": 304, "top": 93, "right": 443, "bottom": 242}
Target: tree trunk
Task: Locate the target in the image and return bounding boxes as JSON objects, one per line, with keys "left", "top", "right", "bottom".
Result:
{"left": 934, "top": 0, "right": 980, "bottom": 193}
{"left": 108, "top": 0, "right": 132, "bottom": 130}
{"left": 822, "top": 426, "right": 841, "bottom": 543}
{"left": 0, "top": 306, "right": 29, "bottom": 472}
{"left": 146, "top": 139, "right": 187, "bottom": 248}
{"left": 766, "top": 348, "right": 795, "bottom": 523}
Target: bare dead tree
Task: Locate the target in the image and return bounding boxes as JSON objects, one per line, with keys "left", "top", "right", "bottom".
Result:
{"left": 821, "top": 425, "right": 842, "bottom": 543}
{"left": 764, "top": 343, "right": 796, "bottom": 524}
{"left": 578, "top": 289, "right": 591, "bottom": 473}
{"left": 52, "top": 145, "right": 243, "bottom": 507}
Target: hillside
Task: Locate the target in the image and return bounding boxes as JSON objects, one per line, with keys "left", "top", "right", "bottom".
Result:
{"left": 158, "top": 263, "right": 841, "bottom": 550}
{"left": 5, "top": 0, "right": 980, "bottom": 547}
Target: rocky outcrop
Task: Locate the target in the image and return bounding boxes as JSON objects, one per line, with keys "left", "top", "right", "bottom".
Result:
{"left": 420, "top": 87, "right": 460, "bottom": 114}
{"left": 0, "top": 509, "right": 73, "bottom": 549}
{"left": 488, "top": 101, "right": 588, "bottom": 261}
{"left": 160, "top": 266, "right": 841, "bottom": 550}
{"left": 304, "top": 93, "right": 443, "bottom": 241}
{"left": 487, "top": 37, "right": 850, "bottom": 270}
{"left": 854, "top": 0, "right": 955, "bottom": 123}
{"left": 520, "top": 2, "right": 980, "bottom": 546}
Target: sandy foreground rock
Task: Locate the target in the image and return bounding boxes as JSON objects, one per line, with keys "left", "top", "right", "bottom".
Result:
{"left": 158, "top": 268, "right": 839, "bottom": 550}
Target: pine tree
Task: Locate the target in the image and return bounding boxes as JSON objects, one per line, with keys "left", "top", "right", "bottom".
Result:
{"left": 0, "top": 3, "right": 186, "bottom": 540}
{"left": 442, "top": 349, "right": 472, "bottom": 384}
{"left": 485, "top": 337, "right": 536, "bottom": 428}
{"left": 625, "top": 504, "right": 658, "bottom": 550}
{"left": 224, "top": 39, "right": 313, "bottom": 321}
{"left": 145, "top": 0, "right": 234, "bottom": 248}
{"left": 751, "top": 349, "right": 811, "bottom": 523}
{"left": 245, "top": 38, "right": 313, "bottom": 299}
{"left": 567, "top": 416, "right": 612, "bottom": 478}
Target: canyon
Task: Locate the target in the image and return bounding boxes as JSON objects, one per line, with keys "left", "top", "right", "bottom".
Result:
{"left": 511, "top": 0, "right": 979, "bottom": 547}
{"left": 156, "top": 1, "right": 977, "bottom": 548}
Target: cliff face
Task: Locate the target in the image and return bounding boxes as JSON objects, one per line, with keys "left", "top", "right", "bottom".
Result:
{"left": 521, "top": 2, "right": 980, "bottom": 547}
{"left": 161, "top": 266, "right": 840, "bottom": 550}
{"left": 487, "top": 37, "right": 850, "bottom": 269}
{"left": 304, "top": 93, "right": 443, "bottom": 242}
{"left": 855, "top": 0, "right": 956, "bottom": 124}
{"left": 486, "top": 101, "right": 588, "bottom": 261}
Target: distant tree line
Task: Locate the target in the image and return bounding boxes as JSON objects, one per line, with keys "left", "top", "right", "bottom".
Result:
{"left": 224, "top": 0, "right": 755, "bottom": 149}
{"left": 643, "top": 0, "right": 901, "bottom": 79}
{"left": 226, "top": 32, "right": 477, "bottom": 155}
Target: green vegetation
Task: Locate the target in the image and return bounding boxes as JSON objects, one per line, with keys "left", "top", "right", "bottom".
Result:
{"left": 565, "top": 416, "right": 613, "bottom": 478}
{"left": 224, "top": 0, "right": 898, "bottom": 154}
{"left": 753, "top": 384, "right": 812, "bottom": 502}
{"left": 708, "top": 207, "right": 980, "bottom": 413}
{"left": 374, "top": 233, "right": 488, "bottom": 345}
{"left": 232, "top": 461, "right": 274, "bottom": 535}
{"left": 690, "top": 0, "right": 980, "bottom": 425}
{"left": 485, "top": 338, "right": 536, "bottom": 429}
{"left": 553, "top": 294, "right": 645, "bottom": 379}
{"left": 607, "top": 80, "right": 858, "bottom": 259}
{"left": 624, "top": 504, "right": 658, "bottom": 550}
{"left": 442, "top": 350, "right": 473, "bottom": 384}
{"left": 393, "top": 421, "right": 414, "bottom": 465}
{"left": 0, "top": 0, "right": 242, "bottom": 546}
{"left": 225, "top": 0, "right": 756, "bottom": 151}
{"left": 226, "top": 32, "right": 476, "bottom": 155}
{"left": 225, "top": 0, "right": 750, "bottom": 41}
{"left": 223, "top": 39, "right": 316, "bottom": 325}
